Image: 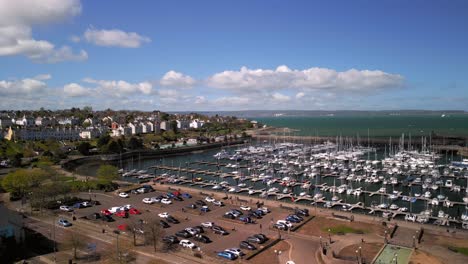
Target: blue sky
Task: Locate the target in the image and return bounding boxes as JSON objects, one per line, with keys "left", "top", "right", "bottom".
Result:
{"left": 0, "top": 0, "right": 467, "bottom": 111}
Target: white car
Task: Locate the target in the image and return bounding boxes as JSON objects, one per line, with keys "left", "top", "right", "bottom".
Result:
{"left": 142, "top": 197, "right": 153, "bottom": 204}
{"left": 258, "top": 207, "right": 270, "bottom": 213}
{"left": 81, "top": 201, "right": 91, "bottom": 207}
{"left": 286, "top": 261, "right": 296, "bottom": 264}
{"left": 240, "top": 205, "right": 251, "bottom": 211}
{"left": 213, "top": 200, "right": 224, "bottom": 206}
{"left": 185, "top": 227, "right": 199, "bottom": 235}
{"left": 277, "top": 220, "right": 293, "bottom": 228}
{"left": 122, "top": 204, "right": 132, "bottom": 210}
{"left": 136, "top": 188, "right": 146, "bottom": 194}
{"left": 108, "top": 206, "right": 122, "bottom": 213}
{"left": 59, "top": 205, "right": 73, "bottom": 212}
{"left": 158, "top": 212, "right": 170, "bottom": 218}
{"left": 161, "top": 198, "right": 172, "bottom": 205}
{"left": 225, "top": 248, "right": 245, "bottom": 257}
{"left": 119, "top": 192, "right": 129, "bottom": 198}
{"left": 201, "top": 222, "right": 214, "bottom": 228}
{"left": 205, "top": 196, "right": 215, "bottom": 203}
{"left": 179, "top": 239, "right": 196, "bottom": 249}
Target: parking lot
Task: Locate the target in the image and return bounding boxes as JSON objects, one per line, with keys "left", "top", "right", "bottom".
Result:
{"left": 55, "top": 186, "right": 304, "bottom": 261}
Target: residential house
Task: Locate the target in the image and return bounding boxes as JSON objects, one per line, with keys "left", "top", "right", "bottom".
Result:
{"left": 0, "top": 117, "right": 12, "bottom": 128}
{"left": 189, "top": 119, "right": 205, "bottom": 129}
{"left": 176, "top": 120, "right": 190, "bottom": 130}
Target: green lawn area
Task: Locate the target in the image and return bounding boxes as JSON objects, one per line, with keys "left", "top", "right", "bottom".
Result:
{"left": 449, "top": 246, "right": 468, "bottom": 256}
{"left": 322, "top": 225, "right": 367, "bottom": 234}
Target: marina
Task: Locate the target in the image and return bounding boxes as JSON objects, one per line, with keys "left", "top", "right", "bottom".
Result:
{"left": 113, "top": 138, "right": 468, "bottom": 230}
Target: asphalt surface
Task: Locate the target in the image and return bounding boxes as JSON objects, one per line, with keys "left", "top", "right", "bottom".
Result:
{"left": 47, "top": 188, "right": 315, "bottom": 263}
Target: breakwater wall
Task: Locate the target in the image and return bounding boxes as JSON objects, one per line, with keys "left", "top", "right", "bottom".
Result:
{"left": 62, "top": 139, "right": 248, "bottom": 171}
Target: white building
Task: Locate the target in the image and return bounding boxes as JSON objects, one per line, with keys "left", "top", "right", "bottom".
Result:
{"left": 16, "top": 128, "right": 81, "bottom": 141}
{"left": 15, "top": 116, "right": 34, "bottom": 126}
{"left": 58, "top": 117, "right": 79, "bottom": 126}
{"left": 189, "top": 119, "right": 205, "bottom": 129}
{"left": 176, "top": 120, "right": 190, "bottom": 130}
{"left": 111, "top": 126, "right": 132, "bottom": 137}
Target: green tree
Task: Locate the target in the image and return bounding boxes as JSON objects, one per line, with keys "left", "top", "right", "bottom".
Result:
{"left": 97, "top": 134, "right": 111, "bottom": 148}
{"left": 77, "top": 142, "right": 91, "bottom": 155}
{"left": 1, "top": 168, "right": 48, "bottom": 198}
{"left": 170, "top": 120, "right": 178, "bottom": 134}
{"left": 127, "top": 137, "right": 143, "bottom": 150}
{"left": 107, "top": 141, "right": 122, "bottom": 154}
{"left": 96, "top": 165, "right": 119, "bottom": 183}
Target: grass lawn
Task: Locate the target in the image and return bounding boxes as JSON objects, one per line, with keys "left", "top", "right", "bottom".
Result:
{"left": 449, "top": 246, "right": 468, "bottom": 256}
{"left": 323, "top": 225, "right": 367, "bottom": 234}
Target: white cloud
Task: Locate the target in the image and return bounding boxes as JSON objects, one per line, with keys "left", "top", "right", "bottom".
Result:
{"left": 0, "top": 0, "right": 87, "bottom": 63}
{"left": 0, "top": 75, "right": 48, "bottom": 95}
{"left": 207, "top": 65, "right": 403, "bottom": 92}
{"left": 271, "top": 92, "right": 290, "bottom": 102}
{"left": 160, "top": 71, "right": 196, "bottom": 87}
{"left": 69, "top": 35, "right": 81, "bottom": 43}
{"left": 84, "top": 28, "right": 151, "bottom": 48}
{"left": 213, "top": 96, "right": 251, "bottom": 106}
{"left": 63, "top": 83, "right": 90, "bottom": 97}
{"left": 296, "top": 92, "right": 305, "bottom": 99}
{"left": 83, "top": 78, "right": 153, "bottom": 96}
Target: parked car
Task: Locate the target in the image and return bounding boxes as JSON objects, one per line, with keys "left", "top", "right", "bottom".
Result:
{"left": 285, "top": 215, "right": 301, "bottom": 223}
{"left": 223, "top": 213, "right": 236, "bottom": 219}
{"left": 166, "top": 216, "right": 180, "bottom": 224}
{"left": 194, "top": 234, "right": 211, "bottom": 243}
{"left": 162, "top": 235, "right": 179, "bottom": 244}
{"left": 108, "top": 206, "right": 121, "bottom": 213}
{"left": 239, "top": 216, "right": 254, "bottom": 223}
{"left": 201, "top": 222, "right": 214, "bottom": 228}
{"left": 249, "top": 211, "right": 263, "bottom": 219}
{"left": 213, "top": 200, "right": 224, "bottom": 207}
{"left": 73, "top": 202, "right": 85, "bottom": 209}
{"left": 58, "top": 218, "right": 72, "bottom": 227}
{"left": 151, "top": 196, "right": 162, "bottom": 203}
{"left": 230, "top": 209, "right": 243, "bottom": 217}
{"left": 258, "top": 207, "right": 270, "bottom": 214}
{"left": 158, "top": 212, "right": 170, "bottom": 218}
{"left": 200, "top": 206, "right": 210, "bottom": 212}
{"left": 192, "top": 226, "right": 204, "bottom": 234}
{"left": 161, "top": 198, "right": 172, "bottom": 205}
{"left": 195, "top": 200, "right": 206, "bottom": 206}
{"left": 115, "top": 210, "right": 129, "bottom": 218}
{"left": 205, "top": 196, "right": 215, "bottom": 203}
{"left": 288, "top": 214, "right": 303, "bottom": 221}
{"left": 142, "top": 198, "right": 153, "bottom": 204}
{"left": 101, "top": 215, "right": 115, "bottom": 222}
{"left": 179, "top": 239, "right": 196, "bottom": 249}
{"left": 173, "top": 196, "right": 183, "bottom": 201}
{"left": 175, "top": 230, "right": 192, "bottom": 238}
{"left": 295, "top": 208, "right": 309, "bottom": 216}
{"left": 119, "top": 192, "right": 129, "bottom": 198}
{"left": 247, "top": 234, "right": 268, "bottom": 244}
{"left": 81, "top": 201, "right": 92, "bottom": 207}
{"left": 101, "top": 209, "right": 112, "bottom": 216}
{"left": 217, "top": 251, "right": 237, "bottom": 260}
{"left": 181, "top": 193, "right": 192, "bottom": 199}
{"left": 59, "top": 205, "right": 73, "bottom": 212}
{"left": 240, "top": 205, "right": 251, "bottom": 211}
{"left": 86, "top": 213, "right": 101, "bottom": 220}
{"left": 277, "top": 220, "right": 293, "bottom": 228}
{"left": 185, "top": 227, "right": 199, "bottom": 236}
{"left": 212, "top": 225, "right": 229, "bottom": 235}
{"left": 160, "top": 220, "right": 170, "bottom": 228}
{"left": 240, "top": 241, "right": 256, "bottom": 250}
{"left": 273, "top": 223, "right": 288, "bottom": 230}
{"left": 225, "top": 248, "right": 245, "bottom": 257}
{"left": 128, "top": 208, "right": 141, "bottom": 215}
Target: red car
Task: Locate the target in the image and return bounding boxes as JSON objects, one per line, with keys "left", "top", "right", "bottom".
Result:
{"left": 101, "top": 209, "right": 112, "bottom": 216}
{"left": 115, "top": 210, "right": 129, "bottom": 218}
{"left": 173, "top": 191, "right": 181, "bottom": 197}
{"left": 128, "top": 208, "right": 141, "bottom": 215}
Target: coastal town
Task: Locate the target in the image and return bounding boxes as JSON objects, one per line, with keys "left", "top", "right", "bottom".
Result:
{"left": 2, "top": 1, "right": 468, "bottom": 264}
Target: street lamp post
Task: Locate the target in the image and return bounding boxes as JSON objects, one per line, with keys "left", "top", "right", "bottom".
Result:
{"left": 355, "top": 250, "right": 360, "bottom": 264}
{"left": 328, "top": 228, "right": 332, "bottom": 244}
